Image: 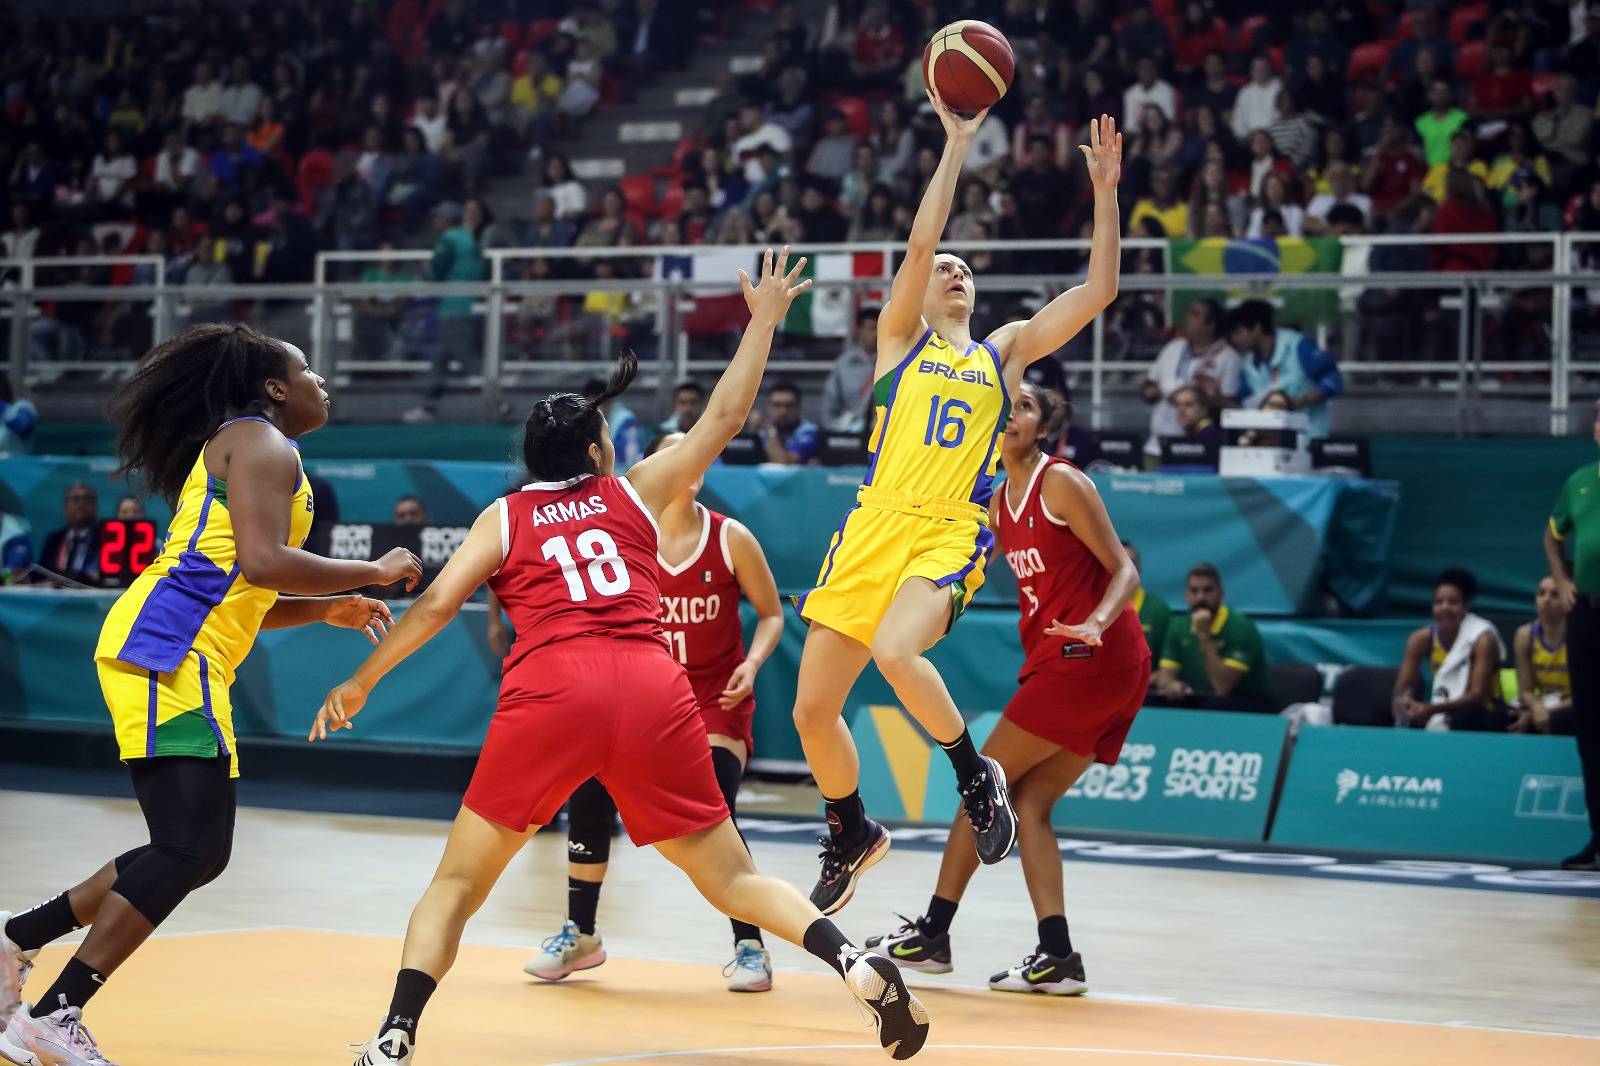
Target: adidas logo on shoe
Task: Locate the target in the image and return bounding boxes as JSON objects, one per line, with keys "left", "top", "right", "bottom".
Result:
{"left": 881, "top": 985, "right": 900, "bottom": 1005}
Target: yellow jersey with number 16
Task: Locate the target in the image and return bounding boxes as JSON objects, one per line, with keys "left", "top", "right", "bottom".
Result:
{"left": 864, "top": 327, "right": 1010, "bottom": 510}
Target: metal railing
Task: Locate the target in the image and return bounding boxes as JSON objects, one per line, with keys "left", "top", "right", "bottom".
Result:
{"left": 4, "top": 233, "right": 1598, "bottom": 435}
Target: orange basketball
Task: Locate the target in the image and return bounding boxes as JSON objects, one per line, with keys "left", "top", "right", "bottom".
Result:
{"left": 922, "top": 20, "right": 1015, "bottom": 115}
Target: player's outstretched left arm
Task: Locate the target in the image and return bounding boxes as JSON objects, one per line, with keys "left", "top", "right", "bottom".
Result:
{"left": 262, "top": 595, "right": 393, "bottom": 645}
{"left": 309, "top": 503, "right": 503, "bottom": 740}
{"left": 1038, "top": 463, "right": 1140, "bottom": 646}
{"left": 628, "top": 247, "right": 809, "bottom": 515}
{"left": 721, "top": 520, "right": 784, "bottom": 709}
{"left": 989, "top": 114, "right": 1122, "bottom": 369}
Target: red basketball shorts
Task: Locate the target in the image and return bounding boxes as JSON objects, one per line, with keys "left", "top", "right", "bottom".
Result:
{"left": 1002, "top": 657, "right": 1152, "bottom": 765}
{"left": 687, "top": 673, "right": 756, "bottom": 755}
{"left": 464, "top": 637, "right": 729, "bottom": 845}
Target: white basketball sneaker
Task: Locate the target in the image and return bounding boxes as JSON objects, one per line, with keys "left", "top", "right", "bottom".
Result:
{"left": 349, "top": 1028, "right": 413, "bottom": 1065}
{"left": 723, "top": 940, "right": 773, "bottom": 992}
{"left": 0, "top": 1002, "right": 118, "bottom": 1066}
{"left": 843, "top": 950, "right": 930, "bottom": 1060}
{"left": 0, "top": 913, "right": 39, "bottom": 1034}
{"left": 522, "top": 920, "right": 606, "bottom": 981}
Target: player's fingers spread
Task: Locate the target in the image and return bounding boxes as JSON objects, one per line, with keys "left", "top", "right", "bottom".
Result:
{"left": 789, "top": 277, "right": 813, "bottom": 297}
{"left": 738, "top": 268, "right": 752, "bottom": 292}
{"left": 763, "top": 246, "right": 773, "bottom": 278}
{"left": 784, "top": 255, "right": 808, "bottom": 284}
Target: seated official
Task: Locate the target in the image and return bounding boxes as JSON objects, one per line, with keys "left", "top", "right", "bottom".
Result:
{"left": 1150, "top": 562, "right": 1274, "bottom": 712}
{"left": 1394, "top": 567, "right": 1511, "bottom": 731}
{"left": 39, "top": 482, "right": 102, "bottom": 586}
{"left": 1511, "top": 574, "right": 1573, "bottom": 735}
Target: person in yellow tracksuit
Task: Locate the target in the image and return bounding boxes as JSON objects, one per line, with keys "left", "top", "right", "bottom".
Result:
{"left": 0, "top": 325, "right": 420, "bottom": 1066}
{"left": 793, "top": 84, "right": 1127, "bottom": 915}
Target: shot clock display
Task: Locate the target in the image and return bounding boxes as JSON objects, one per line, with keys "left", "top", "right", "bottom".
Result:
{"left": 97, "top": 519, "right": 160, "bottom": 588}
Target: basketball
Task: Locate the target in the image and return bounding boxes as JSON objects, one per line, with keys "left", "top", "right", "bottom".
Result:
{"left": 922, "top": 20, "right": 1015, "bottom": 114}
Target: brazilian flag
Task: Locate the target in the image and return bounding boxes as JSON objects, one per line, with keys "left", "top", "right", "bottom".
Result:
{"left": 1167, "top": 237, "right": 1343, "bottom": 331}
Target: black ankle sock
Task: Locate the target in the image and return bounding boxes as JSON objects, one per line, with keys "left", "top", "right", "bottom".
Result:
{"left": 383, "top": 968, "right": 436, "bottom": 1039}
{"left": 1038, "top": 914, "right": 1072, "bottom": 958}
{"left": 823, "top": 790, "right": 866, "bottom": 845}
{"left": 940, "top": 729, "right": 986, "bottom": 784}
{"left": 922, "top": 895, "right": 959, "bottom": 938}
{"left": 731, "top": 919, "right": 763, "bottom": 945}
{"left": 568, "top": 877, "right": 602, "bottom": 936}
{"left": 31, "top": 957, "right": 104, "bottom": 1018}
{"left": 802, "top": 917, "right": 853, "bottom": 978}
{"left": 5, "top": 893, "right": 82, "bottom": 953}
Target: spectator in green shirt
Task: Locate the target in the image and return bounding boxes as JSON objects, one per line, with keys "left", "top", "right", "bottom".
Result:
{"left": 1415, "top": 80, "right": 1469, "bottom": 167}
{"left": 1544, "top": 397, "right": 1600, "bottom": 871}
{"left": 404, "top": 199, "right": 489, "bottom": 423}
{"left": 1121, "top": 540, "right": 1171, "bottom": 663}
{"left": 1151, "top": 562, "right": 1274, "bottom": 712}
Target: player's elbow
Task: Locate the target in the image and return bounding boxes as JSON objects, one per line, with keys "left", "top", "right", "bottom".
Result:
{"left": 236, "top": 548, "right": 286, "bottom": 591}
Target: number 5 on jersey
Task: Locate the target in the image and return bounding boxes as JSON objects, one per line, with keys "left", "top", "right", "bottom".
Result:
{"left": 542, "top": 530, "right": 632, "bottom": 602}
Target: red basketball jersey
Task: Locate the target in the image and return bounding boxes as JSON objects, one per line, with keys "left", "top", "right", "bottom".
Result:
{"left": 658, "top": 506, "right": 748, "bottom": 700}
{"left": 490, "top": 474, "right": 665, "bottom": 698}
{"left": 996, "top": 456, "right": 1147, "bottom": 681}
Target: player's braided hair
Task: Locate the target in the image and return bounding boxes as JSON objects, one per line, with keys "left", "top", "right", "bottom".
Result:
{"left": 109, "top": 323, "right": 292, "bottom": 505}
{"left": 522, "top": 349, "right": 639, "bottom": 480}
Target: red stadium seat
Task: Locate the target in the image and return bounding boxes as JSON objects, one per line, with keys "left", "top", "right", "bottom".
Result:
{"left": 658, "top": 181, "right": 686, "bottom": 220}
{"left": 500, "top": 20, "right": 524, "bottom": 52}
{"left": 1235, "top": 15, "right": 1268, "bottom": 53}
{"left": 833, "top": 95, "right": 873, "bottom": 139}
{"left": 1152, "top": 0, "right": 1178, "bottom": 17}
{"left": 1455, "top": 40, "right": 1488, "bottom": 78}
{"left": 1346, "top": 39, "right": 1394, "bottom": 84}
{"left": 1449, "top": 4, "right": 1488, "bottom": 45}
{"left": 1396, "top": 10, "right": 1417, "bottom": 38}
{"left": 620, "top": 174, "right": 657, "bottom": 218}
{"left": 527, "top": 18, "right": 560, "bottom": 46}
{"left": 1265, "top": 45, "right": 1284, "bottom": 72}
{"left": 1531, "top": 71, "right": 1560, "bottom": 99}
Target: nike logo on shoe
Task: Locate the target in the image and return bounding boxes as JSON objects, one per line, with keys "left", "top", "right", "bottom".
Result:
{"left": 1027, "top": 966, "right": 1056, "bottom": 981}
{"left": 891, "top": 944, "right": 923, "bottom": 957}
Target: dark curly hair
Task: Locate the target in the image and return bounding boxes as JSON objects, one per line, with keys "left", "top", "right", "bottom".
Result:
{"left": 522, "top": 350, "right": 639, "bottom": 481}
{"left": 108, "top": 323, "right": 293, "bottom": 504}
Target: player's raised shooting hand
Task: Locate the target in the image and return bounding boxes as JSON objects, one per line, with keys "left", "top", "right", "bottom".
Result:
{"left": 926, "top": 81, "right": 989, "bottom": 144}
{"left": 739, "top": 245, "right": 811, "bottom": 324}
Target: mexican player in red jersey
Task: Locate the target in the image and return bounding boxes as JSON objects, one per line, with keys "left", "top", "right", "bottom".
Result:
{"left": 523, "top": 430, "right": 786, "bottom": 993}
{"left": 866, "top": 381, "right": 1150, "bottom": 998}
{"left": 312, "top": 250, "right": 931, "bottom": 1065}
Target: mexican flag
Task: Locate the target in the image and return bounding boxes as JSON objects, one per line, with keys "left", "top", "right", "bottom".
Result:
{"left": 1167, "top": 237, "right": 1343, "bottom": 330}
{"left": 783, "top": 252, "right": 887, "bottom": 337}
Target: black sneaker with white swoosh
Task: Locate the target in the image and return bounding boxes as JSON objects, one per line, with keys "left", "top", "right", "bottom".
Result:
{"left": 863, "top": 915, "right": 953, "bottom": 974}
{"left": 810, "top": 819, "right": 891, "bottom": 915}
{"left": 987, "top": 950, "right": 1088, "bottom": 996}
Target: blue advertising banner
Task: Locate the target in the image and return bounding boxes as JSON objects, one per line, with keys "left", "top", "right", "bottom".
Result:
{"left": 1, "top": 458, "right": 1397, "bottom": 616}
{"left": 854, "top": 705, "right": 1287, "bottom": 842}
{"left": 1270, "top": 726, "right": 1590, "bottom": 863}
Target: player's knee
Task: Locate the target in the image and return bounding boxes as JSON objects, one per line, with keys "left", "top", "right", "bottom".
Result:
{"left": 792, "top": 695, "right": 839, "bottom": 733}
{"left": 189, "top": 834, "right": 234, "bottom": 890}
{"left": 869, "top": 640, "right": 919, "bottom": 686}
{"left": 1011, "top": 781, "right": 1055, "bottom": 823}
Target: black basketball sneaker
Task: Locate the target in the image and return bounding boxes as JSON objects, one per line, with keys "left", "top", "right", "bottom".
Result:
{"left": 810, "top": 819, "right": 891, "bottom": 914}
{"left": 987, "top": 949, "right": 1088, "bottom": 996}
{"left": 843, "top": 950, "right": 931, "bottom": 1060}
{"left": 864, "top": 915, "right": 953, "bottom": 974}
{"left": 961, "top": 756, "right": 1019, "bottom": 864}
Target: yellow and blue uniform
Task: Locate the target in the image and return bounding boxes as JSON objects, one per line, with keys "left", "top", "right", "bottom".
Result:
{"left": 799, "top": 326, "right": 1008, "bottom": 646}
{"left": 94, "top": 416, "right": 314, "bottom": 777}
{"left": 1530, "top": 621, "right": 1569, "bottom": 701}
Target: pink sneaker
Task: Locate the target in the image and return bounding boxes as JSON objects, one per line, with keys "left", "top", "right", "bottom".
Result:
{"left": 0, "top": 1003, "right": 118, "bottom": 1065}
{"left": 0, "top": 914, "right": 38, "bottom": 1036}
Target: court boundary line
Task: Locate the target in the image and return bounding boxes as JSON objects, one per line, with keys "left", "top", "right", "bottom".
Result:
{"left": 540, "top": 1045, "right": 1344, "bottom": 1066}
{"left": 46, "top": 924, "right": 1593, "bottom": 1043}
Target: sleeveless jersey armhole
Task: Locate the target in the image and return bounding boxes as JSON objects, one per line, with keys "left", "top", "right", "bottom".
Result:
{"left": 720, "top": 516, "right": 738, "bottom": 575}
{"left": 617, "top": 476, "right": 662, "bottom": 539}
{"left": 1037, "top": 460, "right": 1072, "bottom": 528}
{"left": 494, "top": 497, "right": 509, "bottom": 576}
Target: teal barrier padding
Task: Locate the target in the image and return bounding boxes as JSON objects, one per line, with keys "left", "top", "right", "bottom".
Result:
{"left": 2, "top": 458, "right": 1398, "bottom": 616}
{"left": 1270, "top": 726, "right": 1589, "bottom": 863}
{"left": 1, "top": 591, "right": 1431, "bottom": 765}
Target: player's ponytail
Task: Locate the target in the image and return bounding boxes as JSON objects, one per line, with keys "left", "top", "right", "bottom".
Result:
{"left": 522, "top": 349, "right": 639, "bottom": 480}
{"left": 109, "top": 323, "right": 293, "bottom": 504}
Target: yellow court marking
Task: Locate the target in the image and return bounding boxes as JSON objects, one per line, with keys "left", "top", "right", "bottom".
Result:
{"left": 21, "top": 930, "right": 1598, "bottom": 1066}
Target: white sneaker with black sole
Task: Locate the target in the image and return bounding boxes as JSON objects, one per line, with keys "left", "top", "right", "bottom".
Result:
{"left": 988, "top": 949, "right": 1088, "bottom": 996}
{"left": 0, "top": 913, "right": 39, "bottom": 1035}
{"left": 843, "top": 950, "right": 930, "bottom": 1060}
{"left": 349, "top": 1027, "right": 413, "bottom": 1065}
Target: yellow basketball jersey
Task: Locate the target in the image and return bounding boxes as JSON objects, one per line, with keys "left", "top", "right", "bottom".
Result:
{"left": 95, "top": 416, "right": 315, "bottom": 677}
{"left": 865, "top": 327, "right": 1010, "bottom": 508}
{"left": 1530, "top": 622, "right": 1569, "bottom": 698}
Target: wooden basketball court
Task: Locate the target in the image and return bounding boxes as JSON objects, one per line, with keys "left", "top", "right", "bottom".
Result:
{"left": 3, "top": 791, "right": 1598, "bottom": 1065}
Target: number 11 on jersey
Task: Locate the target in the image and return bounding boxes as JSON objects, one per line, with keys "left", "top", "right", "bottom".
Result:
{"left": 665, "top": 629, "right": 687, "bottom": 664}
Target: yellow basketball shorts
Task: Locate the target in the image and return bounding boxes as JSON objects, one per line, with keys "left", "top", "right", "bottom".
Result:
{"left": 98, "top": 650, "right": 240, "bottom": 779}
{"left": 797, "top": 505, "right": 995, "bottom": 647}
